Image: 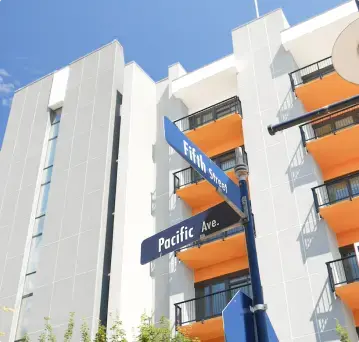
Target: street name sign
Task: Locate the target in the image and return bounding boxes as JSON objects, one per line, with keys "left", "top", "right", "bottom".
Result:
{"left": 140, "top": 202, "right": 241, "bottom": 265}
{"left": 163, "top": 116, "right": 245, "bottom": 218}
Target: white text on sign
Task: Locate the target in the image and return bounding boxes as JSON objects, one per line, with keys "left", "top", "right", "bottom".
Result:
{"left": 183, "top": 141, "right": 228, "bottom": 194}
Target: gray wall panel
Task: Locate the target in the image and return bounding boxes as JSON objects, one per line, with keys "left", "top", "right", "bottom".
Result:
{"left": 70, "top": 131, "right": 91, "bottom": 167}
{"left": 0, "top": 254, "right": 24, "bottom": 298}
{"left": 33, "top": 243, "right": 58, "bottom": 289}
{"left": 81, "top": 190, "right": 103, "bottom": 232}
{"left": 73, "top": 270, "right": 96, "bottom": 317}
{"left": 0, "top": 295, "right": 16, "bottom": 338}
{"left": 98, "top": 44, "right": 116, "bottom": 72}
{"left": 67, "top": 60, "right": 83, "bottom": 90}
{"left": 54, "top": 236, "right": 78, "bottom": 281}
{"left": 85, "top": 155, "right": 106, "bottom": 194}
{"left": 0, "top": 191, "right": 19, "bottom": 228}
{"left": 50, "top": 277, "right": 75, "bottom": 326}
{"left": 61, "top": 193, "right": 82, "bottom": 238}
{"left": 78, "top": 79, "right": 96, "bottom": 109}
{"left": 76, "top": 229, "right": 100, "bottom": 274}
{"left": 83, "top": 51, "right": 99, "bottom": 80}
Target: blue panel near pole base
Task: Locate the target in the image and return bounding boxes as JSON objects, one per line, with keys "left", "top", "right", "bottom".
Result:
{"left": 265, "top": 313, "right": 279, "bottom": 342}
{"left": 223, "top": 291, "right": 279, "bottom": 342}
{"left": 222, "top": 291, "right": 255, "bottom": 342}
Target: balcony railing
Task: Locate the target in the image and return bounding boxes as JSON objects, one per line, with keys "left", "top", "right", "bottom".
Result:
{"left": 175, "top": 226, "right": 244, "bottom": 255}
{"left": 289, "top": 57, "right": 334, "bottom": 91}
{"left": 174, "top": 148, "right": 247, "bottom": 191}
{"left": 326, "top": 255, "right": 359, "bottom": 292}
{"left": 299, "top": 98, "right": 359, "bottom": 145}
{"left": 173, "top": 96, "right": 242, "bottom": 133}
{"left": 312, "top": 172, "right": 359, "bottom": 211}
{"left": 174, "top": 283, "right": 252, "bottom": 326}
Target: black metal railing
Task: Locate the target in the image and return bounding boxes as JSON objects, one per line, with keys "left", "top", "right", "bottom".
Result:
{"left": 299, "top": 98, "right": 359, "bottom": 145}
{"left": 174, "top": 148, "right": 247, "bottom": 191}
{"left": 173, "top": 96, "right": 242, "bottom": 132}
{"left": 326, "top": 255, "right": 359, "bottom": 292}
{"left": 289, "top": 57, "right": 334, "bottom": 91}
{"left": 312, "top": 172, "right": 359, "bottom": 211}
{"left": 174, "top": 283, "right": 252, "bottom": 326}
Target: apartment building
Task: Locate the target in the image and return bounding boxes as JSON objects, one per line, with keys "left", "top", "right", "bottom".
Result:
{"left": 0, "top": 1, "right": 359, "bottom": 341}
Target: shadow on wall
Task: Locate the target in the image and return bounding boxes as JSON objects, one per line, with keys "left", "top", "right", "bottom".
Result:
{"left": 310, "top": 278, "right": 348, "bottom": 341}
{"left": 270, "top": 45, "right": 297, "bottom": 80}
{"left": 286, "top": 141, "right": 317, "bottom": 192}
{"left": 276, "top": 89, "right": 304, "bottom": 124}
{"left": 297, "top": 204, "right": 329, "bottom": 264}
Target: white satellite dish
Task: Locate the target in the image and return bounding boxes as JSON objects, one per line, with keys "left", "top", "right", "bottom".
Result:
{"left": 332, "top": 17, "right": 359, "bottom": 85}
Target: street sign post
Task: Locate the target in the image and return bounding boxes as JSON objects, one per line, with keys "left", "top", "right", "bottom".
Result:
{"left": 140, "top": 202, "right": 241, "bottom": 265}
{"left": 164, "top": 116, "right": 245, "bottom": 218}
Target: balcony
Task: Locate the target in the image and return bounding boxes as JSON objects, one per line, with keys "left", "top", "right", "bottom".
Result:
{"left": 327, "top": 256, "right": 359, "bottom": 325}
{"left": 313, "top": 173, "right": 359, "bottom": 246}
{"left": 174, "top": 97, "right": 243, "bottom": 158}
{"left": 174, "top": 148, "right": 246, "bottom": 214}
{"left": 175, "top": 284, "right": 252, "bottom": 341}
{"left": 176, "top": 226, "right": 248, "bottom": 282}
{"left": 289, "top": 57, "right": 359, "bottom": 112}
{"left": 300, "top": 97, "right": 359, "bottom": 180}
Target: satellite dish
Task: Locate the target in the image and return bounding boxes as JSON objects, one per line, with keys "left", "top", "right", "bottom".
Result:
{"left": 332, "top": 17, "right": 359, "bottom": 85}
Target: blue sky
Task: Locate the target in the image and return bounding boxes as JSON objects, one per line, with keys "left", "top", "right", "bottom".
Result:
{"left": 0, "top": 0, "right": 348, "bottom": 147}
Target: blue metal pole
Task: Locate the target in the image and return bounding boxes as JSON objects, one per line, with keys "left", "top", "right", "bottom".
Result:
{"left": 239, "top": 177, "right": 269, "bottom": 342}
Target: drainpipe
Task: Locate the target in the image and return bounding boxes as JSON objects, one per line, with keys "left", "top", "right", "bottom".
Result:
{"left": 267, "top": 94, "right": 359, "bottom": 135}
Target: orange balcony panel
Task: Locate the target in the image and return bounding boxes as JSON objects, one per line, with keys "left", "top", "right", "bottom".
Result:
{"left": 185, "top": 113, "right": 243, "bottom": 158}
{"left": 306, "top": 124, "right": 359, "bottom": 181}
{"left": 177, "top": 232, "right": 247, "bottom": 271}
{"left": 354, "top": 309, "right": 359, "bottom": 326}
{"left": 178, "top": 316, "right": 224, "bottom": 341}
{"left": 336, "top": 282, "right": 359, "bottom": 312}
{"left": 295, "top": 72, "right": 359, "bottom": 112}
{"left": 194, "top": 256, "right": 249, "bottom": 283}
{"left": 176, "top": 170, "right": 237, "bottom": 214}
{"left": 319, "top": 197, "right": 359, "bottom": 247}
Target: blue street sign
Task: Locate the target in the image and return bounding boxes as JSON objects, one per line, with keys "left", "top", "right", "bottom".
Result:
{"left": 223, "top": 291, "right": 255, "bottom": 342}
{"left": 164, "top": 116, "right": 245, "bottom": 218}
{"left": 223, "top": 291, "right": 279, "bottom": 342}
{"left": 140, "top": 202, "right": 241, "bottom": 265}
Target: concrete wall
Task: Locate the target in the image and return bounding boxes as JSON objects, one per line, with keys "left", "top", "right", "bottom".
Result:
{"left": 0, "top": 75, "right": 53, "bottom": 339}
{"left": 0, "top": 41, "right": 125, "bottom": 341}
{"left": 107, "top": 62, "right": 156, "bottom": 340}
{"left": 232, "top": 10, "right": 357, "bottom": 342}
{"left": 152, "top": 65, "right": 195, "bottom": 332}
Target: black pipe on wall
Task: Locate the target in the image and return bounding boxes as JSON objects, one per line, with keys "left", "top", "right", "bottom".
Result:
{"left": 267, "top": 94, "right": 359, "bottom": 135}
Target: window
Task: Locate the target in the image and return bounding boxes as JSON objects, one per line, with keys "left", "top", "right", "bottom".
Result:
{"left": 339, "top": 245, "right": 359, "bottom": 284}
{"left": 44, "top": 137, "right": 58, "bottom": 168}
{"left": 42, "top": 166, "right": 53, "bottom": 185}
{"left": 36, "top": 183, "right": 51, "bottom": 217}
{"left": 15, "top": 293, "right": 33, "bottom": 340}
{"left": 16, "top": 108, "right": 62, "bottom": 339}
{"left": 26, "top": 234, "right": 43, "bottom": 274}
{"left": 33, "top": 215, "right": 46, "bottom": 236}
{"left": 194, "top": 271, "right": 251, "bottom": 321}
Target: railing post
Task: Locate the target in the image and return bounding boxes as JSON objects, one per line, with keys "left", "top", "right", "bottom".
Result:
{"left": 289, "top": 73, "right": 295, "bottom": 93}
{"left": 330, "top": 116, "right": 336, "bottom": 135}
{"left": 175, "top": 304, "right": 182, "bottom": 326}
{"left": 312, "top": 187, "right": 320, "bottom": 212}
{"left": 318, "top": 61, "right": 322, "bottom": 79}
{"left": 347, "top": 178, "right": 353, "bottom": 200}
{"left": 299, "top": 126, "right": 307, "bottom": 147}
{"left": 326, "top": 262, "right": 335, "bottom": 292}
